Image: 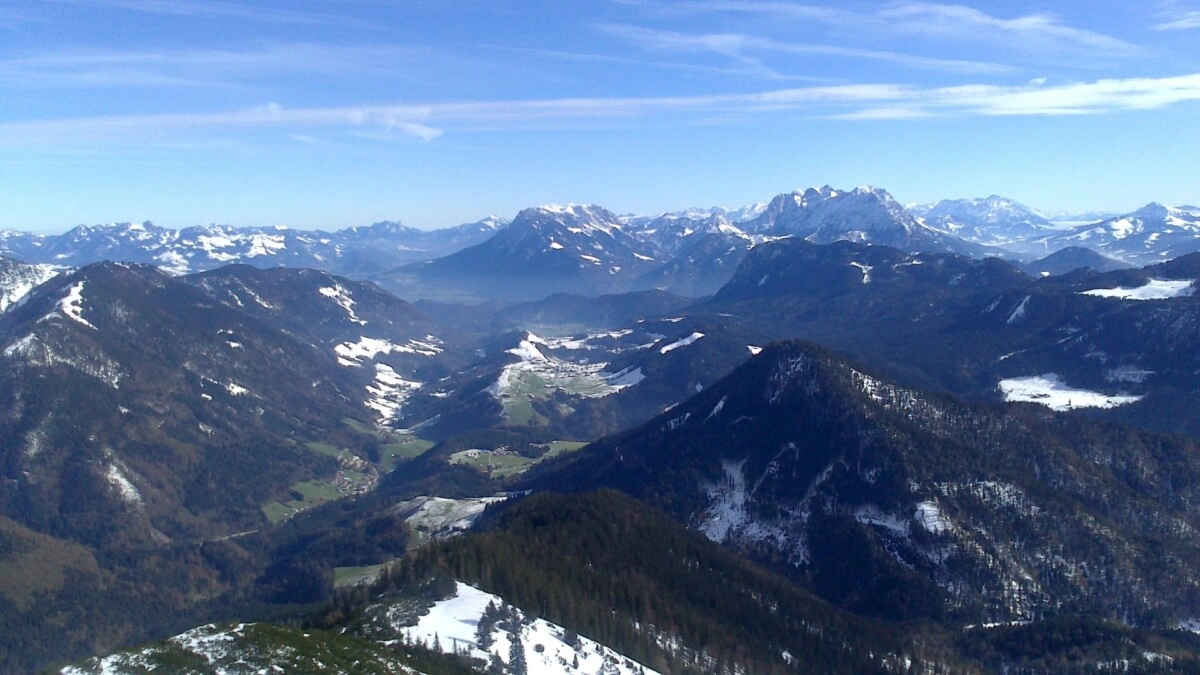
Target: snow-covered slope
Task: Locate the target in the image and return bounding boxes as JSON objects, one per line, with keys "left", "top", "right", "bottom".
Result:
{"left": 747, "top": 185, "right": 989, "bottom": 256}
{"left": 1038, "top": 203, "right": 1200, "bottom": 265}
{"left": 0, "top": 256, "right": 60, "bottom": 312}
{"left": 919, "top": 195, "right": 1055, "bottom": 250}
{"left": 394, "top": 581, "right": 662, "bottom": 675}
{"left": 0, "top": 217, "right": 509, "bottom": 277}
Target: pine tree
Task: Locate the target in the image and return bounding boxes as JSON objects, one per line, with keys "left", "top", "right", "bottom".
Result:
{"left": 509, "top": 634, "right": 528, "bottom": 675}
{"left": 477, "top": 601, "right": 497, "bottom": 649}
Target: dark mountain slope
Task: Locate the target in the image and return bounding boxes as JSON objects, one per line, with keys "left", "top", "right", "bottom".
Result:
{"left": 701, "top": 240, "right": 1200, "bottom": 437}
{"left": 1019, "top": 246, "right": 1131, "bottom": 276}
{"left": 356, "top": 489, "right": 944, "bottom": 674}
{"left": 186, "top": 265, "right": 470, "bottom": 388}
{"left": 0, "top": 263, "right": 377, "bottom": 546}
{"left": 527, "top": 341, "right": 1200, "bottom": 628}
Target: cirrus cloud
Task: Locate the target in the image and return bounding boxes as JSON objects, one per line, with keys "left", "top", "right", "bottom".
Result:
{"left": 1, "top": 73, "right": 1197, "bottom": 147}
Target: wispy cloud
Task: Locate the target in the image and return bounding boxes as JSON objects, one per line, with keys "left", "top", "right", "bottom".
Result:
{"left": 0, "top": 43, "right": 432, "bottom": 90}
{"left": 642, "top": 1, "right": 1139, "bottom": 60}
{"left": 3, "top": 73, "right": 1198, "bottom": 147}
{"left": 603, "top": 24, "right": 1014, "bottom": 75}
{"left": 485, "top": 44, "right": 833, "bottom": 83}
{"left": 1154, "top": 1, "right": 1200, "bottom": 30}
{"left": 877, "top": 3, "right": 1136, "bottom": 54}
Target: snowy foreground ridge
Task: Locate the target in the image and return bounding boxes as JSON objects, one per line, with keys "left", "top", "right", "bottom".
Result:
{"left": 400, "top": 581, "right": 662, "bottom": 675}
{"left": 998, "top": 374, "right": 1143, "bottom": 411}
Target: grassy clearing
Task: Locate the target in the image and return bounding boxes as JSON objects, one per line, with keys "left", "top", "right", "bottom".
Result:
{"left": 449, "top": 450, "right": 535, "bottom": 478}
{"left": 543, "top": 440, "right": 588, "bottom": 457}
{"left": 304, "top": 441, "right": 343, "bottom": 458}
{"left": 263, "top": 422, "right": 435, "bottom": 522}
{"left": 334, "top": 562, "right": 390, "bottom": 589}
{"left": 341, "top": 417, "right": 374, "bottom": 434}
{"left": 262, "top": 480, "right": 343, "bottom": 524}
{"left": 380, "top": 437, "right": 434, "bottom": 470}
{"left": 447, "top": 442, "right": 586, "bottom": 478}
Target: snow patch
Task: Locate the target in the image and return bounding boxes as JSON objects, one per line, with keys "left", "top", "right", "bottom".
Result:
{"left": 850, "top": 261, "right": 873, "bottom": 283}
{"left": 602, "top": 366, "right": 645, "bottom": 389}
{"left": 245, "top": 233, "right": 286, "bottom": 258}
{"left": 0, "top": 264, "right": 59, "bottom": 313}
{"left": 335, "top": 335, "right": 443, "bottom": 366}
{"left": 1006, "top": 295, "right": 1030, "bottom": 324}
{"left": 393, "top": 496, "right": 506, "bottom": 542}
{"left": 697, "top": 459, "right": 750, "bottom": 543}
{"left": 705, "top": 395, "right": 727, "bottom": 422}
{"left": 319, "top": 284, "right": 366, "bottom": 325}
{"left": 105, "top": 461, "right": 143, "bottom": 506}
{"left": 153, "top": 250, "right": 191, "bottom": 275}
{"left": 659, "top": 332, "right": 704, "bottom": 354}
{"left": 855, "top": 505, "right": 910, "bottom": 536}
{"left": 1079, "top": 278, "right": 1194, "bottom": 300}
{"left": 57, "top": 281, "right": 96, "bottom": 329}
{"left": 998, "top": 374, "right": 1142, "bottom": 411}
{"left": 366, "top": 363, "right": 422, "bottom": 423}
{"left": 914, "top": 501, "right": 951, "bottom": 534}
{"left": 1106, "top": 366, "right": 1154, "bottom": 384}
{"left": 399, "top": 582, "right": 661, "bottom": 675}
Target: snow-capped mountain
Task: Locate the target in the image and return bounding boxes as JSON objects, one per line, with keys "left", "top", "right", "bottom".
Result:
{"left": 918, "top": 195, "right": 1055, "bottom": 250}
{"left": 0, "top": 229, "right": 51, "bottom": 261}
{"left": 0, "top": 217, "right": 509, "bottom": 278}
{"left": 746, "top": 185, "right": 990, "bottom": 256}
{"left": 0, "top": 255, "right": 60, "bottom": 313}
{"left": 1038, "top": 203, "right": 1200, "bottom": 265}
{"left": 633, "top": 229, "right": 758, "bottom": 297}
{"left": 386, "top": 204, "right": 664, "bottom": 301}
{"left": 381, "top": 187, "right": 1002, "bottom": 302}
{"left": 625, "top": 209, "right": 744, "bottom": 255}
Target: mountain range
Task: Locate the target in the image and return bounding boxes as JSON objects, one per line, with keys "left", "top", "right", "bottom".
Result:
{"left": 5, "top": 188, "right": 1200, "bottom": 306}
{"left": 0, "top": 216, "right": 508, "bottom": 278}
{"left": 5, "top": 182, "right": 1200, "bottom": 673}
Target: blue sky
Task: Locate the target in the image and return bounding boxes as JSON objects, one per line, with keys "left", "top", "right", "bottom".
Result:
{"left": 2, "top": 1, "right": 1199, "bottom": 232}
